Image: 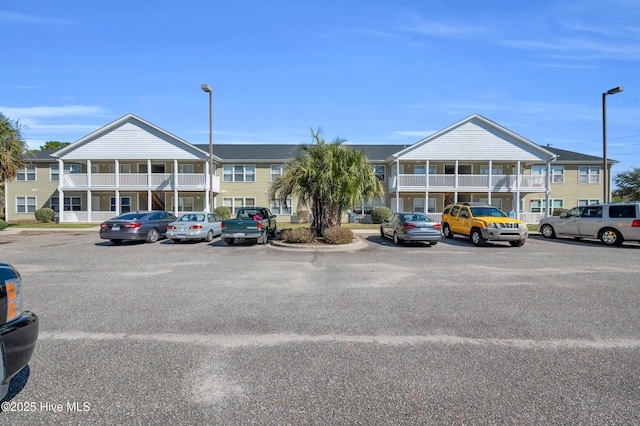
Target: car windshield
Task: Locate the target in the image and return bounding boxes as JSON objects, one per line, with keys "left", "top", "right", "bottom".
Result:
{"left": 470, "top": 207, "right": 508, "bottom": 218}
{"left": 402, "top": 214, "right": 430, "bottom": 222}
{"left": 178, "top": 214, "right": 205, "bottom": 222}
{"left": 114, "top": 213, "right": 147, "bottom": 221}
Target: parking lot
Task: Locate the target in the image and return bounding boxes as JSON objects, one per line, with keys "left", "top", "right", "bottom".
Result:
{"left": 2, "top": 230, "right": 640, "bottom": 424}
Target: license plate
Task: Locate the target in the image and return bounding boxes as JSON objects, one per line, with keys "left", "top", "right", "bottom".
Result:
{"left": 232, "top": 233, "right": 245, "bottom": 238}
{"left": 177, "top": 234, "right": 186, "bottom": 238}
{"left": 112, "top": 226, "right": 120, "bottom": 231}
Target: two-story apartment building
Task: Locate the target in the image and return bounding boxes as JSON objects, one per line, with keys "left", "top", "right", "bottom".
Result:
{"left": 3, "top": 113, "right": 612, "bottom": 224}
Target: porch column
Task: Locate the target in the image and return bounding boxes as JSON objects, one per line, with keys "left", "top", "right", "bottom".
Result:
{"left": 115, "top": 189, "right": 120, "bottom": 214}
{"left": 147, "top": 190, "right": 152, "bottom": 211}
{"left": 488, "top": 160, "right": 493, "bottom": 205}
{"left": 395, "top": 158, "right": 400, "bottom": 213}
{"left": 516, "top": 161, "right": 521, "bottom": 190}
{"left": 545, "top": 160, "right": 552, "bottom": 216}
{"left": 515, "top": 192, "right": 521, "bottom": 219}
{"left": 147, "top": 159, "right": 152, "bottom": 211}
{"left": 87, "top": 189, "right": 92, "bottom": 223}
{"left": 58, "top": 159, "right": 65, "bottom": 223}
{"left": 425, "top": 160, "right": 430, "bottom": 190}
{"left": 173, "top": 159, "right": 179, "bottom": 216}
{"left": 455, "top": 160, "right": 459, "bottom": 189}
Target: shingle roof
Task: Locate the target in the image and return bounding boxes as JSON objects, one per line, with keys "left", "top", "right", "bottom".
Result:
{"left": 541, "top": 146, "right": 610, "bottom": 163}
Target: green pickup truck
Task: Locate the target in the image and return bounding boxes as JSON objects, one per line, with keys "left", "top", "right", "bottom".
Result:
{"left": 221, "top": 207, "right": 277, "bottom": 245}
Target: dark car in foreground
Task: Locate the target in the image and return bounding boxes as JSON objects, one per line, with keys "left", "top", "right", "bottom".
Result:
{"left": 0, "top": 263, "right": 38, "bottom": 400}
{"left": 380, "top": 212, "right": 442, "bottom": 245}
{"left": 99, "top": 211, "right": 177, "bottom": 244}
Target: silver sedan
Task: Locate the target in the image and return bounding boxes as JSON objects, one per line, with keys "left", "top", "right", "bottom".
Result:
{"left": 380, "top": 212, "right": 442, "bottom": 245}
{"left": 166, "top": 212, "right": 222, "bottom": 243}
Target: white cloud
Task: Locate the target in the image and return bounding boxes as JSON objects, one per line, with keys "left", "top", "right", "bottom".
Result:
{"left": 0, "top": 11, "right": 73, "bottom": 25}
{"left": 0, "top": 105, "right": 107, "bottom": 118}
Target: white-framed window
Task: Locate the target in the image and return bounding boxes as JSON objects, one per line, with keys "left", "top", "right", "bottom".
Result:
{"left": 51, "top": 164, "right": 82, "bottom": 181}
{"left": 428, "top": 165, "right": 437, "bottom": 174}
{"left": 109, "top": 164, "right": 132, "bottom": 173}
{"left": 578, "top": 199, "right": 600, "bottom": 206}
{"left": 223, "top": 165, "right": 256, "bottom": 182}
{"left": 137, "top": 163, "right": 165, "bottom": 173}
{"left": 414, "top": 165, "right": 425, "bottom": 175}
{"left": 578, "top": 166, "right": 600, "bottom": 184}
{"left": 413, "top": 198, "right": 437, "bottom": 214}
{"left": 530, "top": 198, "right": 564, "bottom": 213}
{"left": 177, "top": 197, "right": 195, "bottom": 212}
{"left": 551, "top": 166, "right": 564, "bottom": 183}
{"left": 270, "top": 165, "right": 283, "bottom": 182}
{"left": 178, "top": 164, "right": 194, "bottom": 173}
{"left": 479, "top": 197, "right": 503, "bottom": 210}
{"left": 222, "top": 197, "right": 256, "bottom": 214}
{"left": 50, "top": 196, "right": 82, "bottom": 212}
{"left": 270, "top": 198, "right": 292, "bottom": 215}
{"left": 480, "top": 165, "right": 504, "bottom": 175}
{"left": 110, "top": 197, "right": 132, "bottom": 213}
{"left": 16, "top": 196, "right": 36, "bottom": 213}
{"left": 17, "top": 164, "right": 36, "bottom": 181}
{"left": 373, "top": 165, "right": 385, "bottom": 181}
{"left": 531, "top": 165, "right": 545, "bottom": 176}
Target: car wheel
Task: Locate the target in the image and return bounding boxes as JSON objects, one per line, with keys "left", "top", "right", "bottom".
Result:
{"left": 443, "top": 223, "right": 453, "bottom": 239}
{"left": 146, "top": 228, "right": 160, "bottom": 243}
{"left": 205, "top": 230, "right": 214, "bottom": 242}
{"left": 540, "top": 224, "right": 556, "bottom": 239}
{"left": 269, "top": 227, "right": 277, "bottom": 237}
{"left": 470, "top": 228, "right": 487, "bottom": 247}
{"left": 509, "top": 240, "right": 525, "bottom": 247}
{"left": 225, "top": 237, "right": 235, "bottom": 245}
{"left": 393, "top": 232, "right": 403, "bottom": 245}
{"left": 600, "top": 228, "right": 623, "bottom": 246}
{"left": 110, "top": 239, "right": 122, "bottom": 245}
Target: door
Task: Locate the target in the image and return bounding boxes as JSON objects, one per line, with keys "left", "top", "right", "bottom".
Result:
{"left": 555, "top": 206, "right": 582, "bottom": 236}
{"left": 577, "top": 205, "right": 603, "bottom": 237}
{"left": 455, "top": 206, "right": 473, "bottom": 234}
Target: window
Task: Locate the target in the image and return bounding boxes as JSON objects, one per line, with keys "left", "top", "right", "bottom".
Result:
{"left": 110, "top": 197, "right": 132, "bottom": 213}
{"left": 578, "top": 166, "right": 600, "bottom": 184}
{"left": 373, "top": 165, "right": 385, "bottom": 181}
{"left": 413, "top": 198, "right": 436, "bottom": 214}
{"left": 530, "top": 198, "right": 564, "bottom": 213}
{"left": 222, "top": 197, "right": 256, "bottom": 215}
{"left": 51, "top": 164, "right": 82, "bottom": 180}
{"left": 480, "top": 165, "right": 504, "bottom": 175}
{"left": 270, "top": 198, "right": 292, "bottom": 215}
{"left": 178, "top": 164, "right": 194, "bottom": 173}
{"left": 17, "top": 165, "right": 36, "bottom": 181}
{"left": 223, "top": 165, "right": 256, "bottom": 182}
{"left": 16, "top": 196, "right": 36, "bottom": 213}
{"left": 177, "top": 197, "right": 194, "bottom": 212}
{"left": 531, "top": 165, "right": 545, "bottom": 176}
{"left": 270, "top": 165, "right": 283, "bottom": 182}
{"left": 609, "top": 205, "right": 637, "bottom": 218}
{"left": 550, "top": 166, "right": 564, "bottom": 184}
{"left": 578, "top": 199, "right": 599, "bottom": 206}
{"left": 414, "top": 165, "right": 425, "bottom": 174}
{"left": 51, "top": 196, "right": 82, "bottom": 212}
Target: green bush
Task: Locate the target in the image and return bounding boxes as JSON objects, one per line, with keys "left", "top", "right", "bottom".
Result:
{"left": 322, "top": 226, "right": 354, "bottom": 245}
{"left": 370, "top": 206, "right": 392, "bottom": 224}
{"left": 552, "top": 208, "right": 568, "bottom": 216}
{"left": 214, "top": 206, "right": 231, "bottom": 219}
{"left": 34, "top": 208, "right": 55, "bottom": 223}
{"left": 0, "top": 220, "right": 8, "bottom": 230}
{"left": 280, "top": 227, "right": 316, "bottom": 243}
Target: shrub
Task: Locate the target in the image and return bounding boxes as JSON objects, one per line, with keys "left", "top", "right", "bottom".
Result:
{"left": 370, "top": 206, "right": 392, "bottom": 224}
{"left": 322, "top": 226, "right": 354, "bottom": 245}
{"left": 34, "top": 208, "right": 55, "bottom": 223}
{"left": 214, "top": 206, "right": 231, "bottom": 219}
{"left": 0, "top": 220, "right": 8, "bottom": 230}
{"left": 280, "top": 227, "right": 316, "bottom": 243}
{"left": 552, "top": 208, "right": 568, "bottom": 216}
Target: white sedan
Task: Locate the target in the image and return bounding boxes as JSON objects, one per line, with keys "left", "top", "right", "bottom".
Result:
{"left": 166, "top": 212, "right": 222, "bottom": 243}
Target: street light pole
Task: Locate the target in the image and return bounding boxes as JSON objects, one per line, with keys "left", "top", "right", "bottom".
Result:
{"left": 602, "top": 86, "right": 623, "bottom": 203}
{"left": 201, "top": 84, "right": 213, "bottom": 212}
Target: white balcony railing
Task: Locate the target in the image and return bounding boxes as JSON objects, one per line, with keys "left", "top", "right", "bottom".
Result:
{"left": 60, "top": 173, "right": 218, "bottom": 192}
{"left": 389, "top": 174, "right": 546, "bottom": 192}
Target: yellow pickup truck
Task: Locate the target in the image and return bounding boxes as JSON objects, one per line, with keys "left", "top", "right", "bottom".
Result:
{"left": 441, "top": 202, "right": 528, "bottom": 247}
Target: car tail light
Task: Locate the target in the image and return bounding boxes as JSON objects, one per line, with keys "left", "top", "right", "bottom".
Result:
{"left": 433, "top": 223, "right": 441, "bottom": 229}
{"left": 190, "top": 225, "right": 203, "bottom": 229}
{"left": 167, "top": 225, "right": 176, "bottom": 230}
{"left": 123, "top": 223, "right": 142, "bottom": 229}
{"left": 4, "top": 278, "right": 22, "bottom": 323}
{"left": 633, "top": 220, "right": 640, "bottom": 227}
{"left": 258, "top": 222, "right": 263, "bottom": 230}
{"left": 402, "top": 224, "right": 416, "bottom": 230}
{"left": 221, "top": 222, "right": 225, "bottom": 229}
{"left": 100, "top": 223, "right": 107, "bottom": 230}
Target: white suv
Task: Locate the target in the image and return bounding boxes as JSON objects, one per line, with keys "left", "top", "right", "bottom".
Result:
{"left": 538, "top": 202, "right": 640, "bottom": 246}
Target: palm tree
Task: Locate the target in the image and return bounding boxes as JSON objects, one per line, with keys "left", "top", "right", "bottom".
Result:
{"left": 0, "top": 113, "right": 28, "bottom": 183}
{"left": 270, "top": 129, "right": 385, "bottom": 236}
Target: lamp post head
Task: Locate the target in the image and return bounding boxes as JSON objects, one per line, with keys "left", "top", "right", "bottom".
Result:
{"left": 201, "top": 84, "right": 212, "bottom": 93}
{"left": 606, "top": 86, "right": 624, "bottom": 95}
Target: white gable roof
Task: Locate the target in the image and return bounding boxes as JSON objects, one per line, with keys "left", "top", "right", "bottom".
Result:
{"left": 53, "top": 114, "right": 214, "bottom": 161}
{"left": 392, "top": 114, "right": 556, "bottom": 162}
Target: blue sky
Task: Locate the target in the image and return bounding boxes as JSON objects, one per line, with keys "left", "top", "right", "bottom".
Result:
{"left": 1, "top": 0, "right": 639, "bottom": 178}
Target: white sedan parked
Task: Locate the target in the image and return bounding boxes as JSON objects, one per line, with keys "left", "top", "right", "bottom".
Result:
{"left": 166, "top": 212, "right": 222, "bottom": 243}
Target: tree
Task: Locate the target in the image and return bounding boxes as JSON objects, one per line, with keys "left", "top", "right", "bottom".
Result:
{"left": 40, "top": 141, "right": 71, "bottom": 151}
{"left": 0, "top": 113, "right": 28, "bottom": 183}
{"left": 270, "top": 129, "right": 385, "bottom": 236}
{"left": 613, "top": 167, "right": 640, "bottom": 201}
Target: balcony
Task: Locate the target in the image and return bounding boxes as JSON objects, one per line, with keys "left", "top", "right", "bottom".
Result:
{"left": 60, "top": 173, "right": 220, "bottom": 192}
{"left": 388, "top": 174, "right": 546, "bottom": 192}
